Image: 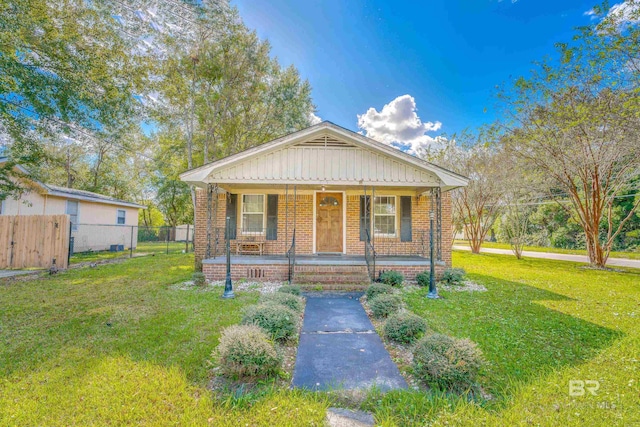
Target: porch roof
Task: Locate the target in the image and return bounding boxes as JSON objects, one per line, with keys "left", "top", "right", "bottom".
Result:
{"left": 180, "top": 122, "right": 468, "bottom": 193}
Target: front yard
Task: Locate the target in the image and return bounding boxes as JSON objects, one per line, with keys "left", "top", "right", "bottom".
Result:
{"left": 1, "top": 251, "right": 638, "bottom": 425}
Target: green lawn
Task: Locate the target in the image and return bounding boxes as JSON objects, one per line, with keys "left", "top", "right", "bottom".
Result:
{"left": 70, "top": 241, "right": 190, "bottom": 264}
{"left": 454, "top": 239, "right": 640, "bottom": 260}
{"left": 0, "top": 253, "right": 327, "bottom": 425}
{"left": 1, "top": 251, "right": 638, "bottom": 425}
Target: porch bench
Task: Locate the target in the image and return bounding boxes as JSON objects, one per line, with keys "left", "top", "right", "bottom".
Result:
{"left": 235, "top": 237, "right": 266, "bottom": 255}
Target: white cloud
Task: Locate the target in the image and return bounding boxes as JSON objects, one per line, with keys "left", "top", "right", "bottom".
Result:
{"left": 357, "top": 94, "right": 443, "bottom": 155}
{"left": 608, "top": 1, "right": 640, "bottom": 23}
{"left": 309, "top": 112, "right": 322, "bottom": 125}
{"left": 583, "top": 8, "right": 597, "bottom": 19}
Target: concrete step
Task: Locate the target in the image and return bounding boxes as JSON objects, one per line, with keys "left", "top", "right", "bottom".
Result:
{"left": 294, "top": 265, "right": 368, "bottom": 274}
{"left": 293, "top": 274, "right": 369, "bottom": 284}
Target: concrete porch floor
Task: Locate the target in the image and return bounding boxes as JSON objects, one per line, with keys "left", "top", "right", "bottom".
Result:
{"left": 203, "top": 254, "right": 441, "bottom": 266}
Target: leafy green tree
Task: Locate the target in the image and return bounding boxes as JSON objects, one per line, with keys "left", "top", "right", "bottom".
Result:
{"left": 0, "top": 0, "right": 145, "bottom": 197}
{"left": 426, "top": 130, "right": 508, "bottom": 254}
{"left": 499, "top": 3, "right": 640, "bottom": 267}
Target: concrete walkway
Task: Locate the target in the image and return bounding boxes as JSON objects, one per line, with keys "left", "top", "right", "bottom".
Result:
{"left": 0, "top": 269, "right": 42, "bottom": 279}
{"left": 292, "top": 292, "right": 407, "bottom": 392}
{"left": 453, "top": 245, "right": 640, "bottom": 269}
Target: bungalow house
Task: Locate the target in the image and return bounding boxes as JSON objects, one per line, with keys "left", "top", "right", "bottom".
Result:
{"left": 0, "top": 160, "right": 145, "bottom": 253}
{"left": 180, "top": 121, "right": 468, "bottom": 284}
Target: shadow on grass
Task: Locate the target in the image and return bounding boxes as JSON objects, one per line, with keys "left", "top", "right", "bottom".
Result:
{"left": 404, "top": 274, "right": 623, "bottom": 400}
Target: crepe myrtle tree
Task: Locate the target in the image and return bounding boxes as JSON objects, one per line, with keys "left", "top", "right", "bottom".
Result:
{"left": 425, "top": 131, "right": 508, "bottom": 254}
{"left": 498, "top": 2, "right": 640, "bottom": 267}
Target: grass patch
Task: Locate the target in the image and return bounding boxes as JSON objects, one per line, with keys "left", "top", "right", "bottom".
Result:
{"left": 454, "top": 239, "right": 640, "bottom": 260}
{"left": 2, "top": 250, "right": 639, "bottom": 425}
{"left": 70, "top": 241, "right": 189, "bottom": 264}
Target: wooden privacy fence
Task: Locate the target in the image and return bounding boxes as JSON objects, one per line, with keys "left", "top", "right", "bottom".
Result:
{"left": 0, "top": 215, "right": 70, "bottom": 269}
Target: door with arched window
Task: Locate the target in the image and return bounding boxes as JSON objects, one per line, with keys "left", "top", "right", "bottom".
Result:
{"left": 316, "top": 193, "right": 343, "bottom": 253}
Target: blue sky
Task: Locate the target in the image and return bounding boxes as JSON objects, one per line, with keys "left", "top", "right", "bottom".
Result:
{"left": 232, "top": 0, "right": 603, "bottom": 147}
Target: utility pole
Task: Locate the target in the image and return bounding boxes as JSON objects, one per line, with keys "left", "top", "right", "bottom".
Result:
{"left": 66, "top": 147, "right": 72, "bottom": 188}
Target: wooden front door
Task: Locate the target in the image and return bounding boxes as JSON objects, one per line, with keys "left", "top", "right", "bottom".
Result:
{"left": 316, "top": 192, "right": 343, "bottom": 253}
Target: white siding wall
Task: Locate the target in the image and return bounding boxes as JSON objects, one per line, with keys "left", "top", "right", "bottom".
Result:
{"left": 209, "top": 146, "right": 440, "bottom": 186}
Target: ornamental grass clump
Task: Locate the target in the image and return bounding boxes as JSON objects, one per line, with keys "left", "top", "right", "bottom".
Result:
{"left": 278, "top": 284, "right": 302, "bottom": 296}
{"left": 241, "top": 303, "right": 299, "bottom": 342}
{"left": 383, "top": 312, "right": 428, "bottom": 344}
{"left": 440, "top": 268, "right": 466, "bottom": 286}
{"left": 192, "top": 272, "right": 206, "bottom": 287}
{"left": 365, "top": 283, "right": 394, "bottom": 301}
{"left": 215, "top": 325, "right": 282, "bottom": 379}
{"left": 412, "top": 333, "right": 483, "bottom": 392}
{"left": 369, "top": 294, "right": 402, "bottom": 318}
{"left": 380, "top": 270, "right": 404, "bottom": 287}
{"left": 260, "top": 292, "right": 305, "bottom": 313}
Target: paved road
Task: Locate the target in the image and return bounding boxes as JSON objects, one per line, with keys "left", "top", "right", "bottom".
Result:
{"left": 292, "top": 292, "right": 407, "bottom": 391}
{"left": 453, "top": 245, "right": 640, "bottom": 269}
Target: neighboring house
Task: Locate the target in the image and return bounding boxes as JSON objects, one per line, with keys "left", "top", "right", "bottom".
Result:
{"left": 0, "top": 160, "right": 145, "bottom": 253}
{"left": 180, "top": 121, "right": 469, "bottom": 284}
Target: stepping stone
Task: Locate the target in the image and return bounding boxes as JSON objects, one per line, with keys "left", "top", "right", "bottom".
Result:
{"left": 326, "top": 407, "right": 375, "bottom": 427}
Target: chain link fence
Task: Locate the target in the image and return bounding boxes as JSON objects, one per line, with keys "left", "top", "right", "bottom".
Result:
{"left": 69, "top": 224, "right": 193, "bottom": 264}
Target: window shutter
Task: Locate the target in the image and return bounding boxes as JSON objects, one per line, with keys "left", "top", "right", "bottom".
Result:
{"left": 359, "top": 195, "right": 371, "bottom": 241}
{"left": 226, "top": 194, "right": 237, "bottom": 239}
{"left": 400, "top": 196, "right": 412, "bottom": 242}
{"left": 266, "top": 194, "right": 278, "bottom": 241}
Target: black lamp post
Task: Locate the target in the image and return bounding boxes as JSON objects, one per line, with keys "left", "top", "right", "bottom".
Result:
{"left": 427, "top": 210, "right": 439, "bottom": 299}
{"left": 222, "top": 216, "right": 235, "bottom": 299}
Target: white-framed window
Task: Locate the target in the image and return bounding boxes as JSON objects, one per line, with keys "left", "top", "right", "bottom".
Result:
{"left": 117, "top": 209, "right": 126, "bottom": 225}
{"left": 373, "top": 196, "right": 396, "bottom": 236}
{"left": 66, "top": 200, "right": 79, "bottom": 231}
{"left": 241, "top": 194, "right": 265, "bottom": 233}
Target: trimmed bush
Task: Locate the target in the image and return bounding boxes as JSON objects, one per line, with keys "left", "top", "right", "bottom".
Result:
{"left": 278, "top": 284, "right": 301, "bottom": 296}
{"left": 241, "top": 303, "right": 299, "bottom": 341}
{"left": 416, "top": 271, "right": 430, "bottom": 287}
{"left": 365, "top": 283, "right": 394, "bottom": 301}
{"left": 412, "top": 333, "right": 483, "bottom": 392}
{"left": 441, "top": 268, "right": 466, "bottom": 286}
{"left": 369, "top": 294, "right": 402, "bottom": 318}
{"left": 215, "top": 324, "right": 281, "bottom": 379}
{"left": 260, "top": 292, "right": 305, "bottom": 313}
{"left": 192, "top": 272, "right": 206, "bottom": 287}
{"left": 383, "top": 312, "right": 428, "bottom": 344}
{"left": 380, "top": 270, "right": 404, "bottom": 287}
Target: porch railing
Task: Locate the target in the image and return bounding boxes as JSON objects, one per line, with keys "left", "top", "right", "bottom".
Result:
{"left": 286, "top": 229, "right": 296, "bottom": 283}
{"left": 364, "top": 229, "right": 376, "bottom": 283}
{"left": 208, "top": 227, "right": 441, "bottom": 262}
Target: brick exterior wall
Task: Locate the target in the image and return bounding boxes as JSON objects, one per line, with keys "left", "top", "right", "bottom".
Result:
{"left": 195, "top": 188, "right": 453, "bottom": 277}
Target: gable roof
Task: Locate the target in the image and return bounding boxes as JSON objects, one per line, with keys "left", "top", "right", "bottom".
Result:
{"left": 180, "top": 121, "right": 469, "bottom": 191}
{"left": 0, "top": 157, "right": 145, "bottom": 209}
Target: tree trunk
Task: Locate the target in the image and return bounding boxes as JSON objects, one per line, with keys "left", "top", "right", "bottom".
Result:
{"left": 585, "top": 230, "right": 608, "bottom": 268}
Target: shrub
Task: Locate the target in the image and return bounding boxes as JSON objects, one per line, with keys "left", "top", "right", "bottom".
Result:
{"left": 215, "top": 325, "right": 281, "bottom": 379}
{"left": 412, "top": 333, "right": 483, "bottom": 392}
{"left": 192, "top": 272, "right": 206, "bottom": 287}
{"left": 260, "top": 292, "right": 305, "bottom": 313}
{"left": 440, "top": 268, "right": 466, "bottom": 286}
{"left": 369, "top": 294, "right": 402, "bottom": 318}
{"left": 241, "top": 303, "right": 299, "bottom": 341}
{"left": 278, "top": 284, "right": 301, "bottom": 296}
{"left": 416, "top": 271, "right": 430, "bottom": 287}
{"left": 380, "top": 270, "right": 404, "bottom": 287}
{"left": 383, "top": 312, "right": 428, "bottom": 344}
{"left": 365, "top": 283, "right": 394, "bottom": 301}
